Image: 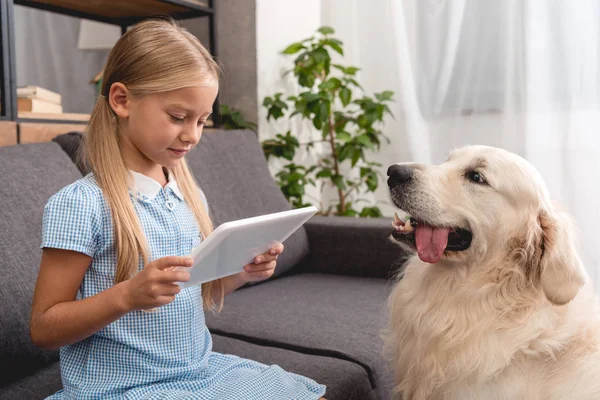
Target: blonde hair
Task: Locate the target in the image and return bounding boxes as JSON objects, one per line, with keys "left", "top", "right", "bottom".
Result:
{"left": 82, "top": 19, "right": 224, "bottom": 311}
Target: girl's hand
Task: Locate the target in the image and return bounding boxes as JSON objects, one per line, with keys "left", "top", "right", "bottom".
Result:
{"left": 121, "top": 256, "right": 192, "bottom": 311}
{"left": 238, "top": 242, "right": 284, "bottom": 284}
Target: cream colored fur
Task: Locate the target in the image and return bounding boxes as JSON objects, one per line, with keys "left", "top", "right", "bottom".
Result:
{"left": 385, "top": 145, "right": 600, "bottom": 400}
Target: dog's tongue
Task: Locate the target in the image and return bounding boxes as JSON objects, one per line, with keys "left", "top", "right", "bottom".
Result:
{"left": 415, "top": 224, "right": 450, "bottom": 263}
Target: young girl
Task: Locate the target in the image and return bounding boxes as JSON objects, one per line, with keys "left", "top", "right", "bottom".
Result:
{"left": 30, "top": 19, "right": 326, "bottom": 400}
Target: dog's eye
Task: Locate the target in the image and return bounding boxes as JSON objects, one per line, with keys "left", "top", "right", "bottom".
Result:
{"left": 466, "top": 171, "right": 486, "bottom": 184}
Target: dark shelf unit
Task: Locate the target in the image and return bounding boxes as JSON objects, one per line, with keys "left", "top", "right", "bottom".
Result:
{"left": 0, "top": 0, "right": 220, "bottom": 142}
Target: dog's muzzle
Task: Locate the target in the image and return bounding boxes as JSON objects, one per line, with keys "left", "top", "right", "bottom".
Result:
{"left": 387, "top": 164, "right": 413, "bottom": 188}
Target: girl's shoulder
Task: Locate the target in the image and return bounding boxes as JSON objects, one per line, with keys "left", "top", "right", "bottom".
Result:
{"left": 46, "top": 173, "right": 105, "bottom": 211}
{"left": 42, "top": 174, "right": 107, "bottom": 257}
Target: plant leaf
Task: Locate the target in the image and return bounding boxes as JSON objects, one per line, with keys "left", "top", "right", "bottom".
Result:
{"left": 336, "top": 131, "right": 351, "bottom": 142}
{"left": 283, "top": 42, "right": 305, "bottom": 55}
{"left": 267, "top": 106, "right": 284, "bottom": 121}
{"left": 366, "top": 173, "right": 378, "bottom": 191}
{"left": 338, "top": 145, "right": 354, "bottom": 162}
{"left": 332, "top": 174, "right": 345, "bottom": 190}
{"left": 348, "top": 78, "right": 363, "bottom": 89}
{"left": 300, "top": 92, "right": 321, "bottom": 102}
{"left": 326, "top": 38, "right": 344, "bottom": 55}
{"left": 345, "top": 66, "right": 360, "bottom": 75}
{"left": 332, "top": 64, "right": 346, "bottom": 73}
{"left": 318, "top": 26, "right": 335, "bottom": 35}
{"left": 340, "top": 208, "right": 358, "bottom": 217}
{"left": 359, "top": 206, "right": 383, "bottom": 218}
{"left": 316, "top": 168, "right": 332, "bottom": 178}
{"left": 340, "top": 87, "right": 351, "bottom": 106}
{"left": 357, "top": 134, "right": 374, "bottom": 148}
{"left": 375, "top": 90, "right": 395, "bottom": 102}
{"left": 319, "top": 77, "right": 342, "bottom": 90}
{"left": 312, "top": 47, "right": 330, "bottom": 64}
{"left": 351, "top": 149, "right": 361, "bottom": 167}
{"left": 312, "top": 115, "right": 323, "bottom": 130}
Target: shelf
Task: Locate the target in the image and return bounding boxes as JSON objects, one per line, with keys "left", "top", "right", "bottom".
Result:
{"left": 13, "top": 0, "right": 212, "bottom": 26}
{"left": 0, "top": 0, "right": 221, "bottom": 140}
{"left": 0, "top": 120, "right": 17, "bottom": 146}
{"left": 18, "top": 111, "right": 89, "bottom": 124}
{"left": 19, "top": 121, "right": 85, "bottom": 143}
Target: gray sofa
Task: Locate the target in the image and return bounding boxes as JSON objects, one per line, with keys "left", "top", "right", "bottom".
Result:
{"left": 0, "top": 129, "right": 407, "bottom": 400}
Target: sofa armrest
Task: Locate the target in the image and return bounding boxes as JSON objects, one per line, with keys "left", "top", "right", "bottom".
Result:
{"left": 298, "top": 215, "right": 409, "bottom": 279}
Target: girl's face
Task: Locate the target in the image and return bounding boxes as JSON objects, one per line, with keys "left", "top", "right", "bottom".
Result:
{"left": 110, "top": 83, "right": 218, "bottom": 176}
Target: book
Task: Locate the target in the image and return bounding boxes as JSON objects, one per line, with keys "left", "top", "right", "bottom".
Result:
{"left": 18, "top": 111, "right": 89, "bottom": 121}
{"left": 17, "top": 86, "right": 62, "bottom": 105}
{"left": 17, "top": 98, "right": 63, "bottom": 114}
{"left": 183, "top": 0, "right": 210, "bottom": 7}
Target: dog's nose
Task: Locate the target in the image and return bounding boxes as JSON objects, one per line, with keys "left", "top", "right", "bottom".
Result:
{"left": 387, "top": 164, "right": 413, "bottom": 187}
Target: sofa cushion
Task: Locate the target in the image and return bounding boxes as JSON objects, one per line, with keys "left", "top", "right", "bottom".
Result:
{"left": 212, "top": 335, "right": 375, "bottom": 400}
{"left": 205, "top": 273, "right": 396, "bottom": 399}
{"left": 51, "top": 131, "right": 88, "bottom": 174}
{"left": 0, "top": 336, "right": 375, "bottom": 400}
{"left": 185, "top": 129, "right": 310, "bottom": 281}
{"left": 0, "top": 362, "right": 61, "bottom": 399}
{"left": 0, "top": 143, "right": 84, "bottom": 386}
{"left": 302, "top": 215, "right": 408, "bottom": 279}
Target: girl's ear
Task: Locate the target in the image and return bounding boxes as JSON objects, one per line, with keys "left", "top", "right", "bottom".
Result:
{"left": 108, "top": 82, "right": 131, "bottom": 119}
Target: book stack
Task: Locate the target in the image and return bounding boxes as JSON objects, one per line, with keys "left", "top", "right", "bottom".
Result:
{"left": 17, "top": 86, "right": 63, "bottom": 114}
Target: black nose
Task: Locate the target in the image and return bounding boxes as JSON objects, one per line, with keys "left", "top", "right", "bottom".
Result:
{"left": 387, "top": 164, "right": 413, "bottom": 187}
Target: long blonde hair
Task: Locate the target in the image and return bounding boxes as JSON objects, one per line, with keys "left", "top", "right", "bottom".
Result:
{"left": 83, "top": 19, "right": 224, "bottom": 311}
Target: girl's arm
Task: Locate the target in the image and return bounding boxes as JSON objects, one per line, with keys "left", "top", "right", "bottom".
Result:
{"left": 29, "top": 248, "right": 130, "bottom": 350}
{"left": 220, "top": 273, "right": 248, "bottom": 297}
{"left": 30, "top": 248, "right": 192, "bottom": 350}
{"left": 214, "top": 242, "right": 285, "bottom": 302}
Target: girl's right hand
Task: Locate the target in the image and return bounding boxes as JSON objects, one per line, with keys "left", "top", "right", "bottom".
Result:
{"left": 121, "top": 256, "right": 193, "bottom": 311}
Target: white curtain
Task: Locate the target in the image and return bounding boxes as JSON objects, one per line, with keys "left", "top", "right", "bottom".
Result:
{"left": 322, "top": 0, "right": 600, "bottom": 291}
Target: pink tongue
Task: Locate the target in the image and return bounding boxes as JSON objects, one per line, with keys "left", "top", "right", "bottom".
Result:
{"left": 415, "top": 224, "right": 450, "bottom": 263}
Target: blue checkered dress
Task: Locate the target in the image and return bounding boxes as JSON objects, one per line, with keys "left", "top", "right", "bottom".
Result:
{"left": 40, "top": 172, "right": 326, "bottom": 400}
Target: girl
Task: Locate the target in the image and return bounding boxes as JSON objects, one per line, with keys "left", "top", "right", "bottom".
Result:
{"left": 30, "top": 19, "right": 326, "bottom": 400}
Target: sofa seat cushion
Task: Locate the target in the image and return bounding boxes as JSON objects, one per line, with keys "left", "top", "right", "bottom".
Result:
{"left": 205, "top": 273, "right": 395, "bottom": 399}
{"left": 0, "top": 336, "right": 374, "bottom": 400}
{"left": 212, "top": 334, "right": 374, "bottom": 400}
{"left": 0, "top": 142, "right": 84, "bottom": 386}
{"left": 0, "top": 362, "right": 61, "bottom": 399}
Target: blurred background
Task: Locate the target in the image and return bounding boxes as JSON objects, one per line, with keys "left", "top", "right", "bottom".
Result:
{"left": 7, "top": 0, "right": 599, "bottom": 292}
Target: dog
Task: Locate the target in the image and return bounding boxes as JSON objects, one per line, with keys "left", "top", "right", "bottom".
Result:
{"left": 383, "top": 145, "right": 600, "bottom": 400}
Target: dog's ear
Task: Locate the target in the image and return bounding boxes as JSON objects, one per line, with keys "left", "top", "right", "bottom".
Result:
{"left": 538, "top": 208, "right": 586, "bottom": 305}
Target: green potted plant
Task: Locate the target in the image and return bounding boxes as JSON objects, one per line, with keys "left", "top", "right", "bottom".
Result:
{"left": 219, "top": 104, "right": 257, "bottom": 132}
{"left": 261, "top": 26, "right": 394, "bottom": 217}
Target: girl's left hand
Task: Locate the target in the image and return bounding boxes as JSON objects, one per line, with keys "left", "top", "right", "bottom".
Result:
{"left": 239, "top": 242, "right": 284, "bottom": 283}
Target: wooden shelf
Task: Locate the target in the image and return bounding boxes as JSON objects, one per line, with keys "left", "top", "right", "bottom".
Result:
{"left": 19, "top": 121, "right": 86, "bottom": 144}
{"left": 0, "top": 121, "right": 17, "bottom": 147}
{"left": 14, "top": 0, "right": 212, "bottom": 23}
{"left": 18, "top": 111, "right": 89, "bottom": 122}
{"left": 1, "top": 0, "right": 221, "bottom": 141}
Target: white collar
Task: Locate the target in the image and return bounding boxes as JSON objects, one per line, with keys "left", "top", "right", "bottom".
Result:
{"left": 130, "top": 169, "right": 183, "bottom": 201}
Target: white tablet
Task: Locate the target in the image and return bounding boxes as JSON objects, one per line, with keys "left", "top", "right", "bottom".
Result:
{"left": 178, "top": 206, "right": 318, "bottom": 288}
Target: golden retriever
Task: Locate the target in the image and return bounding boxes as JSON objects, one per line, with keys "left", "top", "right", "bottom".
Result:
{"left": 383, "top": 145, "right": 599, "bottom": 400}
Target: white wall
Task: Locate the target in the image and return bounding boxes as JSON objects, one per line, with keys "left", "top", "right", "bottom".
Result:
{"left": 321, "top": 0, "right": 405, "bottom": 217}
{"left": 256, "top": 0, "right": 323, "bottom": 206}
{"left": 256, "top": 0, "right": 321, "bottom": 138}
